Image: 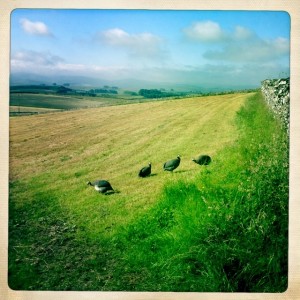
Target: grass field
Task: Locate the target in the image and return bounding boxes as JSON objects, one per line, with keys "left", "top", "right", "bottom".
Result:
{"left": 10, "top": 106, "right": 60, "bottom": 112}
{"left": 10, "top": 92, "right": 148, "bottom": 111}
{"left": 8, "top": 92, "right": 288, "bottom": 291}
{"left": 9, "top": 106, "right": 61, "bottom": 116}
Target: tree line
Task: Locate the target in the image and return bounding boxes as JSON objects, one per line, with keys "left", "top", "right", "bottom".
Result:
{"left": 138, "top": 89, "right": 187, "bottom": 98}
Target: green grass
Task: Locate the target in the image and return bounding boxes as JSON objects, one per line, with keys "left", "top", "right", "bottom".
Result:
{"left": 10, "top": 92, "right": 163, "bottom": 111}
{"left": 110, "top": 92, "right": 288, "bottom": 292}
{"left": 8, "top": 92, "right": 288, "bottom": 291}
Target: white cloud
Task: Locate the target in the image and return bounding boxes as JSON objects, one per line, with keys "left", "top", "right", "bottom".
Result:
{"left": 10, "top": 49, "right": 129, "bottom": 80}
{"left": 233, "top": 26, "right": 255, "bottom": 40}
{"left": 183, "top": 21, "right": 289, "bottom": 63}
{"left": 11, "top": 50, "right": 64, "bottom": 71}
{"left": 96, "top": 28, "right": 167, "bottom": 59}
{"left": 203, "top": 36, "right": 290, "bottom": 62}
{"left": 10, "top": 48, "right": 289, "bottom": 89}
{"left": 20, "top": 18, "right": 53, "bottom": 36}
{"left": 183, "top": 21, "right": 227, "bottom": 43}
{"left": 99, "top": 28, "right": 131, "bottom": 46}
{"left": 273, "top": 37, "right": 290, "bottom": 54}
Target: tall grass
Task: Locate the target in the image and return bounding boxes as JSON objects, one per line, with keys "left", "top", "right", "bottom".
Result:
{"left": 8, "top": 92, "right": 288, "bottom": 291}
{"left": 107, "top": 91, "right": 289, "bottom": 292}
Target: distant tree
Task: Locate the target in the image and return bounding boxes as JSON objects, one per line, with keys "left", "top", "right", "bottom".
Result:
{"left": 124, "top": 90, "right": 138, "bottom": 96}
{"left": 138, "top": 88, "right": 188, "bottom": 98}
{"left": 56, "top": 86, "right": 72, "bottom": 94}
{"left": 138, "top": 89, "right": 163, "bottom": 98}
{"left": 94, "top": 88, "right": 118, "bottom": 94}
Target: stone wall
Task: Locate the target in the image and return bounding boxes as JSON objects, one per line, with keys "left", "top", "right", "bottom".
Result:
{"left": 261, "top": 78, "right": 290, "bottom": 133}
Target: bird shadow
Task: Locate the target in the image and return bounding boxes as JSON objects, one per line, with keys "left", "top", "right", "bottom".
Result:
{"left": 104, "top": 190, "right": 120, "bottom": 195}
{"left": 150, "top": 173, "right": 158, "bottom": 177}
{"left": 172, "top": 169, "right": 193, "bottom": 174}
{"left": 138, "top": 173, "right": 158, "bottom": 178}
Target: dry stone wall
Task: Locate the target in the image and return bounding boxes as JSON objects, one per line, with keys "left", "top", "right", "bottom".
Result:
{"left": 261, "top": 78, "right": 290, "bottom": 133}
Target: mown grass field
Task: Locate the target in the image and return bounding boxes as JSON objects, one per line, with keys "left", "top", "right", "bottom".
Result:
{"left": 8, "top": 92, "right": 288, "bottom": 291}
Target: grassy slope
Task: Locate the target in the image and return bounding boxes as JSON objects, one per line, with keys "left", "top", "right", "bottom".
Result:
{"left": 114, "top": 92, "right": 289, "bottom": 292}
{"left": 9, "top": 93, "right": 245, "bottom": 237}
{"left": 8, "top": 92, "right": 288, "bottom": 291}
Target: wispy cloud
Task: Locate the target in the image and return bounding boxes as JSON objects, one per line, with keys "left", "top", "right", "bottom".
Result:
{"left": 183, "top": 21, "right": 290, "bottom": 63}
{"left": 233, "top": 26, "right": 255, "bottom": 40}
{"left": 10, "top": 49, "right": 289, "bottom": 88}
{"left": 10, "top": 49, "right": 129, "bottom": 79}
{"left": 20, "top": 18, "right": 53, "bottom": 37}
{"left": 95, "top": 28, "right": 168, "bottom": 60}
{"left": 11, "top": 50, "right": 64, "bottom": 70}
{"left": 162, "top": 63, "right": 289, "bottom": 87}
{"left": 203, "top": 36, "right": 289, "bottom": 62}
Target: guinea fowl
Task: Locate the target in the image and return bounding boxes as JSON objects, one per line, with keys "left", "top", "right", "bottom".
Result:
{"left": 138, "top": 162, "right": 152, "bottom": 177}
{"left": 163, "top": 155, "right": 181, "bottom": 172}
{"left": 87, "top": 180, "right": 115, "bottom": 194}
{"left": 192, "top": 155, "right": 212, "bottom": 165}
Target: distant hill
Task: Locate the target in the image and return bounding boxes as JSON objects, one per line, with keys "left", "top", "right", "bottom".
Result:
{"left": 10, "top": 72, "right": 258, "bottom": 94}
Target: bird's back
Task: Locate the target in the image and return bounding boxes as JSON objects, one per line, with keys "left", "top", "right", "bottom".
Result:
{"left": 93, "top": 180, "right": 111, "bottom": 187}
{"left": 194, "top": 155, "right": 211, "bottom": 165}
{"left": 164, "top": 157, "right": 180, "bottom": 171}
{"left": 139, "top": 164, "right": 151, "bottom": 177}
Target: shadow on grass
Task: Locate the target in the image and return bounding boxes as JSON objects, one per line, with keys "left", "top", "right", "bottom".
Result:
{"left": 167, "top": 169, "right": 193, "bottom": 174}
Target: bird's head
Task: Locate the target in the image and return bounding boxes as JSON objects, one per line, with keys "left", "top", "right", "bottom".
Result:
{"left": 87, "top": 181, "right": 92, "bottom": 186}
{"left": 148, "top": 162, "right": 151, "bottom": 166}
{"left": 177, "top": 155, "right": 181, "bottom": 159}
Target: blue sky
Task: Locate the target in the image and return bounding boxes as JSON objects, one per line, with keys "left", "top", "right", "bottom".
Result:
{"left": 10, "top": 9, "right": 290, "bottom": 88}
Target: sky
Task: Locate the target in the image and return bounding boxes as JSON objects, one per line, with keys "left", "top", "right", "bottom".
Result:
{"left": 10, "top": 9, "right": 290, "bottom": 89}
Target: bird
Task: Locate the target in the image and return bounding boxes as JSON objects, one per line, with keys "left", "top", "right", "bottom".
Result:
{"left": 163, "top": 155, "right": 181, "bottom": 172}
{"left": 87, "top": 179, "right": 115, "bottom": 194}
{"left": 192, "top": 155, "right": 212, "bottom": 165}
{"left": 138, "top": 162, "right": 152, "bottom": 177}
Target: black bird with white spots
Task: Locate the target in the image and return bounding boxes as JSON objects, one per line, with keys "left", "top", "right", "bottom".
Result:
{"left": 192, "top": 155, "right": 212, "bottom": 165}
{"left": 87, "top": 179, "right": 115, "bottom": 194}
